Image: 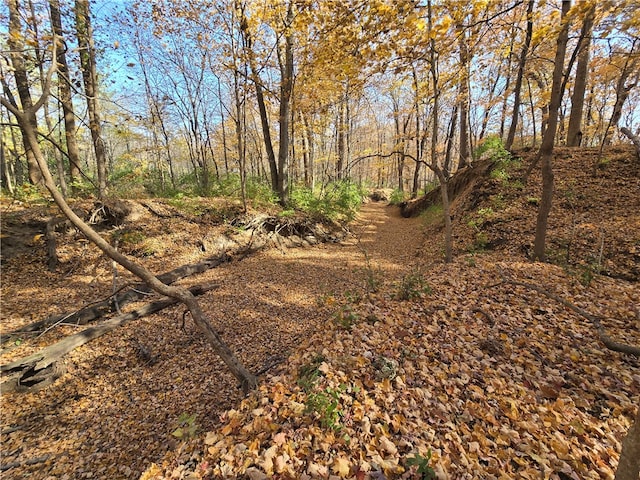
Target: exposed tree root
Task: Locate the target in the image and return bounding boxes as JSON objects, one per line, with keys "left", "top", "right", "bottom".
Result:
{"left": 0, "top": 283, "right": 218, "bottom": 393}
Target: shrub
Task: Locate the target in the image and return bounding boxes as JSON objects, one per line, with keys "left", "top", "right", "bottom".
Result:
{"left": 305, "top": 385, "right": 345, "bottom": 431}
{"left": 389, "top": 189, "right": 407, "bottom": 205}
{"left": 289, "top": 180, "right": 365, "bottom": 222}
{"left": 395, "top": 268, "right": 432, "bottom": 300}
{"left": 475, "top": 135, "right": 511, "bottom": 163}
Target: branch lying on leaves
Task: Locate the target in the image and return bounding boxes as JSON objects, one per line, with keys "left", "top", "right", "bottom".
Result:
{"left": 0, "top": 283, "right": 218, "bottom": 393}
{"left": 1, "top": 253, "right": 231, "bottom": 344}
{"left": 490, "top": 276, "right": 640, "bottom": 357}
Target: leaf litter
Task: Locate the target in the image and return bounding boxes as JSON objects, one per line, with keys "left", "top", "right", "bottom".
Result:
{"left": 1, "top": 147, "right": 639, "bottom": 479}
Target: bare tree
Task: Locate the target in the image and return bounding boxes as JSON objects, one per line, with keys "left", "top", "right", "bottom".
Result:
{"left": 0, "top": 39, "right": 258, "bottom": 393}
{"left": 566, "top": 1, "right": 595, "bottom": 147}
{"left": 505, "top": 0, "right": 535, "bottom": 151}
{"left": 6, "top": 0, "right": 43, "bottom": 186}
{"left": 239, "top": 0, "right": 294, "bottom": 205}
{"left": 75, "top": 0, "right": 107, "bottom": 198}
{"left": 49, "top": 0, "right": 82, "bottom": 190}
{"left": 533, "top": 0, "right": 572, "bottom": 261}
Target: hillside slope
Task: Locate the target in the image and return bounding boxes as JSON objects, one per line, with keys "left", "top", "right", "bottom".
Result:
{"left": 412, "top": 145, "right": 639, "bottom": 282}
{"left": 140, "top": 146, "right": 639, "bottom": 480}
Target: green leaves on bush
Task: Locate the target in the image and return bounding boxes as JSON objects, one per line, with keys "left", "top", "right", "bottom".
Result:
{"left": 290, "top": 180, "right": 365, "bottom": 222}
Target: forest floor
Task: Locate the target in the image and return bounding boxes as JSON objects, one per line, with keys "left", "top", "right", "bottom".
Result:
{"left": 1, "top": 146, "right": 639, "bottom": 479}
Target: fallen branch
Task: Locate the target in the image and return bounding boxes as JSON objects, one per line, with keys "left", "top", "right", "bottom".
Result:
{"left": 1, "top": 253, "right": 231, "bottom": 343}
{"left": 620, "top": 127, "right": 640, "bottom": 159}
{"left": 0, "top": 283, "right": 218, "bottom": 393}
{"left": 0, "top": 454, "right": 52, "bottom": 472}
{"left": 493, "top": 277, "right": 640, "bottom": 357}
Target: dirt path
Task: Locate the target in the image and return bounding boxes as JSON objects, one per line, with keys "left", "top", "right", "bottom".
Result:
{"left": 1, "top": 202, "right": 425, "bottom": 479}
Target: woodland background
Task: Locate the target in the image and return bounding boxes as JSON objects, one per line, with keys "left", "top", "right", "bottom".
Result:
{"left": 1, "top": 1, "right": 640, "bottom": 479}
{"left": 1, "top": 0, "right": 638, "bottom": 205}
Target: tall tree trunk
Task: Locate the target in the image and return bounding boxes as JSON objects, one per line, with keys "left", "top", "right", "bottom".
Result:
{"left": 391, "top": 93, "right": 404, "bottom": 192}
{"left": 0, "top": 108, "right": 15, "bottom": 193}
{"left": 457, "top": 22, "right": 471, "bottom": 169}
{"left": 49, "top": 0, "right": 82, "bottom": 190}
{"left": 479, "top": 62, "right": 504, "bottom": 141}
{"left": 300, "top": 111, "right": 314, "bottom": 189}
{"left": 428, "top": 0, "right": 452, "bottom": 263}
{"left": 28, "top": 0, "right": 68, "bottom": 197}
{"left": 601, "top": 38, "right": 639, "bottom": 147}
{"left": 239, "top": 3, "right": 279, "bottom": 196}
{"left": 566, "top": 2, "right": 595, "bottom": 147}
{"left": 275, "top": 1, "right": 294, "bottom": 205}
{"left": 505, "top": 0, "right": 535, "bottom": 151}
{"left": 233, "top": 66, "right": 248, "bottom": 212}
{"left": 499, "top": 24, "right": 517, "bottom": 140}
{"left": 75, "top": 0, "right": 107, "bottom": 199}
{"left": 7, "top": 0, "right": 43, "bottom": 186}
{"left": 411, "top": 66, "right": 422, "bottom": 198}
{"left": 614, "top": 405, "right": 640, "bottom": 480}
{"left": 531, "top": 71, "right": 550, "bottom": 141}
{"left": 533, "top": 0, "right": 571, "bottom": 262}
{"left": 444, "top": 105, "right": 459, "bottom": 178}
{"left": 217, "top": 77, "right": 230, "bottom": 175}
{"left": 337, "top": 87, "right": 348, "bottom": 181}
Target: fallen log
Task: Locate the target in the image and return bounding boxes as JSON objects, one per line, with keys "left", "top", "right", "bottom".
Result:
{"left": 0, "top": 283, "right": 218, "bottom": 393}
{"left": 1, "top": 253, "right": 231, "bottom": 343}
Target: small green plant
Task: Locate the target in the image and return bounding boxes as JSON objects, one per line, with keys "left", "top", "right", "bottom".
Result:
{"left": 406, "top": 450, "right": 436, "bottom": 480}
{"left": 112, "top": 229, "right": 146, "bottom": 245}
{"left": 490, "top": 167, "right": 510, "bottom": 183}
{"left": 358, "top": 249, "right": 382, "bottom": 294}
{"left": 395, "top": 268, "right": 431, "bottom": 300}
{"left": 527, "top": 197, "right": 540, "bottom": 206}
{"left": 172, "top": 413, "right": 199, "bottom": 440}
{"left": 467, "top": 207, "right": 494, "bottom": 232}
{"left": 333, "top": 303, "right": 359, "bottom": 331}
{"left": 490, "top": 193, "right": 506, "bottom": 210}
{"left": 12, "top": 183, "right": 47, "bottom": 204}
{"left": 509, "top": 179, "right": 525, "bottom": 190}
{"left": 473, "top": 231, "right": 489, "bottom": 250}
{"left": 305, "top": 385, "right": 345, "bottom": 431}
{"left": 288, "top": 180, "right": 365, "bottom": 222}
{"left": 577, "top": 260, "right": 602, "bottom": 287}
{"left": 278, "top": 209, "right": 296, "bottom": 218}
{"left": 297, "top": 354, "right": 327, "bottom": 392}
{"left": 474, "top": 135, "right": 511, "bottom": 163}
{"left": 597, "top": 156, "right": 610, "bottom": 169}
{"left": 419, "top": 204, "right": 443, "bottom": 226}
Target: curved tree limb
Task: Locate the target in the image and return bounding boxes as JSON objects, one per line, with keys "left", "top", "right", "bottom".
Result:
{"left": 492, "top": 277, "right": 640, "bottom": 357}
{"left": 1, "top": 48, "right": 258, "bottom": 393}
{"left": 620, "top": 127, "right": 640, "bottom": 159}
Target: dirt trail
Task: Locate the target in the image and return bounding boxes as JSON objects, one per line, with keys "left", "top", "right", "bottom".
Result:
{"left": 0, "top": 201, "right": 425, "bottom": 480}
